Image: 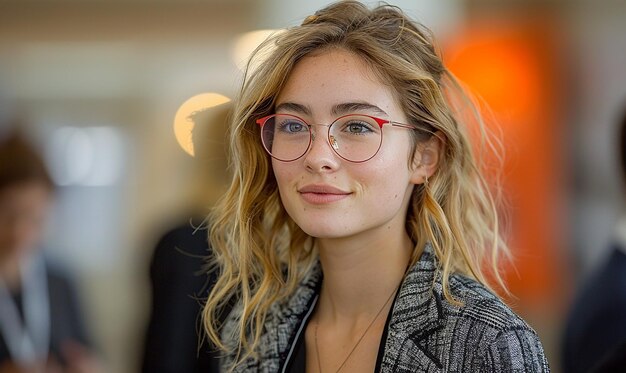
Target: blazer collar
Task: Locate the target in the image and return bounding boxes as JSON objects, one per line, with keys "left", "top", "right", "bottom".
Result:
{"left": 270, "top": 244, "right": 444, "bottom": 370}
{"left": 380, "top": 244, "right": 446, "bottom": 369}
{"left": 267, "top": 262, "right": 322, "bottom": 370}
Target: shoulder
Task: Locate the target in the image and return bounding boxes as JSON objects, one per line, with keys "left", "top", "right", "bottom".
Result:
{"left": 220, "top": 263, "right": 322, "bottom": 372}
{"left": 577, "top": 246, "right": 626, "bottom": 303}
{"left": 152, "top": 222, "right": 211, "bottom": 260}
{"left": 382, "top": 266, "right": 549, "bottom": 372}
{"left": 446, "top": 273, "right": 529, "bottom": 331}
{"left": 442, "top": 274, "right": 549, "bottom": 372}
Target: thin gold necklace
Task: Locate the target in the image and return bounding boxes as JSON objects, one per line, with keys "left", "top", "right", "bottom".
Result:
{"left": 314, "top": 286, "right": 398, "bottom": 373}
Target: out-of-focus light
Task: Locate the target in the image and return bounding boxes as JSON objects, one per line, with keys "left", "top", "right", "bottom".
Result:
{"left": 231, "top": 29, "right": 284, "bottom": 73}
{"left": 446, "top": 36, "right": 541, "bottom": 116}
{"left": 173, "top": 93, "right": 231, "bottom": 156}
{"left": 47, "top": 127, "right": 93, "bottom": 186}
{"left": 46, "top": 126, "right": 124, "bottom": 186}
{"left": 81, "top": 127, "right": 124, "bottom": 186}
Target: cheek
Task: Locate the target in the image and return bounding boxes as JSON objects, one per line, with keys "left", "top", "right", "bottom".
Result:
{"left": 271, "top": 159, "right": 287, "bottom": 184}
{"left": 271, "top": 160, "right": 300, "bottom": 200}
{"left": 359, "top": 153, "right": 413, "bottom": 202}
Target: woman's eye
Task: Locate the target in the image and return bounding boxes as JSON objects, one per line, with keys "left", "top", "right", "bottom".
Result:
{"left": 345, "top": 121, "right": 373, "bottom": 134}
{"left": 279, "top": 121, "right": 306, "bottom": 133}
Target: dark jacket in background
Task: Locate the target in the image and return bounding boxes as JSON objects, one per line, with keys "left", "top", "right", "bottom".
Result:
{"left": 562, "top": 246, "right": 626, "bottom": 373}
{"left": 141, "top": 223, "right": 221, "bottom": 373}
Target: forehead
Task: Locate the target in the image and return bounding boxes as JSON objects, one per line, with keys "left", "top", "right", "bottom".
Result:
{"left": 276, "top": 49, "right": 402, "bottom": 116}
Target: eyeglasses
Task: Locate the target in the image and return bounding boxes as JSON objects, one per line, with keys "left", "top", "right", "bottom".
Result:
{"left": 256, "top": 113, "right": 416, "bottom": 163}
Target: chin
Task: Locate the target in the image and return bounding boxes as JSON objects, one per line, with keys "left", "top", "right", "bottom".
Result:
{"left": 297, "top": 222, "right": 353, "bottom": 239}
{"left": 284, "top": 204, "right": 357, "bottom": 238}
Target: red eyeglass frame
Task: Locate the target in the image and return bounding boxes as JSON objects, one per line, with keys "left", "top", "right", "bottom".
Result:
{"left": 255, "top": 113, "right": 417, "bottom": 163}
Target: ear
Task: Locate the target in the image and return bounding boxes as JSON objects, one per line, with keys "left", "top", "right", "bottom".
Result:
{"left": 410, "top": 131, "right": 444, "bottom": 185}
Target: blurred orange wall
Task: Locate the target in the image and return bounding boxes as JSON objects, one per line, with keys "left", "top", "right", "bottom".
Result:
{"left": 445, "top": 15, "right": 568, "bottom": 308}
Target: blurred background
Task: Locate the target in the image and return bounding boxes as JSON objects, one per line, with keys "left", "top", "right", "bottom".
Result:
{"left": 1, "top": 0, "right": 625, "bottom": 372}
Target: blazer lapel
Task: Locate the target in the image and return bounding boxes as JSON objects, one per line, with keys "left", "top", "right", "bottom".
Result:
{"left": 380, "top": 245, "right": 446, "bottom": 372}
{"left": 270, "top": 263, "right": 322, "bottom": 371}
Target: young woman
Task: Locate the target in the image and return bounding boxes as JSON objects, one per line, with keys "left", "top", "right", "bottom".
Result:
{"left": 203, "top": 1, "right": 549, "bottom": 372}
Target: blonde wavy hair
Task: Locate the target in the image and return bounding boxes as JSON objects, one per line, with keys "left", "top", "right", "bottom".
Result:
{"left": 203, "top": 0, "right": 509, "bottom": 367}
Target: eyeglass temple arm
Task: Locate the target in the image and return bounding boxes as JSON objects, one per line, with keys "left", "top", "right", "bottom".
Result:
{"left": 390, "top": 122, "right": 415, "bottom": 130}
{"left": 256, "top": 115, "right": 274, "bottom": 126}
{"left": 390, "top": 121, "right": 437, "bottom": 136}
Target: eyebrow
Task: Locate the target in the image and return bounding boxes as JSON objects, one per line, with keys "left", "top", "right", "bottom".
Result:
{"left": 331, "top": 102, "right": 388, "bottom": 116}
{"left": 275, "top": 102, "right": 311, "bottom": 116}
{"left": 274, "top": 101, "right": 388, "bottom": 117}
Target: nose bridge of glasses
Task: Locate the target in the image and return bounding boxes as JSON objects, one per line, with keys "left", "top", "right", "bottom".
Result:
{"left": 309, "top": 122, "right": 332, "bottom": 132}
{"left": 309, "top": 122, "right": 332, "bottom": 141}
{"left": 309, "top": 123, "right": 340, "bottom": 156}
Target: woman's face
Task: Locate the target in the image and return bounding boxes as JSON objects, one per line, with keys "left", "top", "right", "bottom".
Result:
{"left": 272, "top": 48, "right": 425, "bottom": 240}
{"left": 0, "top": 182, "right": 51, "bottom": 263}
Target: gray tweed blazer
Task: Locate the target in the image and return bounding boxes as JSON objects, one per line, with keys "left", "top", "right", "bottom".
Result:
{"left": 221, "top": 245, "right": 550, "bottom": 372}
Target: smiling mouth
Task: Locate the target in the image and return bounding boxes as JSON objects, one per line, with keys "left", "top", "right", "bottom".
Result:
{"left": 297, "top": 185, "right": 351, "bottom": 204}
{"left": 299, "top": 191, "right": 351, "bottom": 204}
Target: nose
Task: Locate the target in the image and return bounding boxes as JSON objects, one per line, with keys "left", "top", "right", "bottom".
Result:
{"left": 303, "top": 125, "right": 340, "bottom": 172}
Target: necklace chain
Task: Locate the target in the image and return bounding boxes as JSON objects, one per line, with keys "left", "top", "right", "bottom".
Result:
{"left": 314, "top": 286, "right": 398, "bottom": 373}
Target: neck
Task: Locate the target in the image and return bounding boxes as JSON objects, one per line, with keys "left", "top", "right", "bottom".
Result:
{"left": 0, "top": 255, "right": 24, "bottom": 291}
{"left": 316, "top": 229, "right": 416, "bottom": 324}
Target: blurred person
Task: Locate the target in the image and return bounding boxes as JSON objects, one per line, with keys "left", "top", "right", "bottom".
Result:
{"left": 141, "top": 104, "right": 232, "bottom": 373}
{"left": 562, "top": 107, "right": 626, "bottom": 373}
{"left": 141, "top": 222, "right": 216, "bottom": 373}
{"left": 0, "top": 129, "right": 100, "bottom": 373}
{"left": 203, "top": 2, "right": 549, "bottom": 372}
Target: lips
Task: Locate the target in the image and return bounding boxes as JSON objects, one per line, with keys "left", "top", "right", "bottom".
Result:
{"left": 298, "top": 184, "right": 351, "bottom": 204}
